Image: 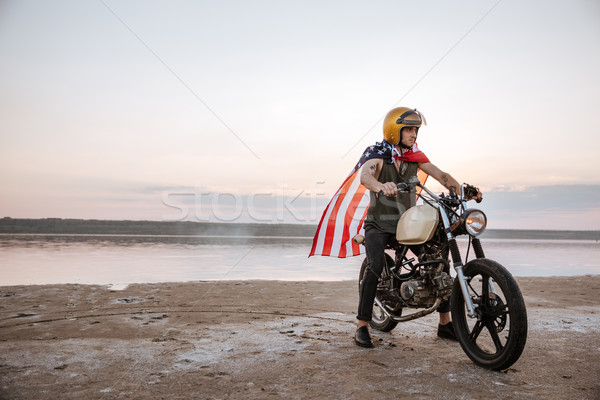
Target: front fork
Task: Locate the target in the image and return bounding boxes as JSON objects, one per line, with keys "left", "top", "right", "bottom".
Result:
{"left": 470, "top": 237, "right": 497, "bottom": 293}
{"left": 439, "top": 206, "right": 479, "bottom": 318}
{"left": 451, "top": 245, "right": 478, "bottom": 319}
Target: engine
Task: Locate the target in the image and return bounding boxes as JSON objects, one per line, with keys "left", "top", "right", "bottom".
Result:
{"left": 400, "top": 279, "right": 434, "bottom": 307}
{"left": 400, "top": 272, "right": 453, "bottom": 308}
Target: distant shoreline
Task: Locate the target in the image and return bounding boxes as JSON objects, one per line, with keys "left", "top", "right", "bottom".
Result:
{"left": 1, "top": 217, "right": 599, "bottom": 241}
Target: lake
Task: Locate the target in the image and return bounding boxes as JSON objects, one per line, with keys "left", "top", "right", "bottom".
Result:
{"left": 1, "top": 235, "right": 598, "bottom": 288}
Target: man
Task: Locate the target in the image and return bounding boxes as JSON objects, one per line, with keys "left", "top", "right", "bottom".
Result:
{"left": 355, "top": 107, "right": 481, "bottom": 348}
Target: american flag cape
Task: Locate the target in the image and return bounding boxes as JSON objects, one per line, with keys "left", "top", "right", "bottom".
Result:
{"left": 309, "top": 141, "right": 429, "bottom": 258}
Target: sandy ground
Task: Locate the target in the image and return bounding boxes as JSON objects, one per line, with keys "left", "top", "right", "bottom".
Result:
{"left": 1, "top": 276, "right": 599, "bottom": 400}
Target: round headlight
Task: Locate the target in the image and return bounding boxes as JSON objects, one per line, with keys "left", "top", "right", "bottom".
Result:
{"left": 464, "top": 209, "right": 487, "bottom": 236}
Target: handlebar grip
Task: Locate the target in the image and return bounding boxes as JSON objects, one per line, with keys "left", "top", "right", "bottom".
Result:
{"left": 463, "top": 184, "right": 482, "bottom": 203}
{"left": 396, "top": 183, "right": 412, "bottom": 193}
{"left": 377, "top": 183, "right": 412, "bottom": 198}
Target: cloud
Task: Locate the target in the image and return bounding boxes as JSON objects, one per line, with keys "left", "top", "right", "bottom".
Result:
{"left": 483, "top": 184, "right": 600, "bottom": 212}
{"left": 480, "top": 185, "right": 600, "bottom": 230}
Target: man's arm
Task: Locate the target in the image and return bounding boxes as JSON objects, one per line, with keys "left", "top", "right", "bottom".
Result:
{"left": 418, "top": 162, "right": 461, "bottom": 195}
{"left": 360, "top": 158, "right": 398, "bottom": 197}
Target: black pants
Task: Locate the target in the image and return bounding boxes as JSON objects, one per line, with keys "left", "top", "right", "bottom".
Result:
{"left": 357, "top": 225, "right": 450, "bottom": 322}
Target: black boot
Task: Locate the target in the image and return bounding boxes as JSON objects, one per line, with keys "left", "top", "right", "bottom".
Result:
{"left": 354, "top": 326, "right": 374, "bottom": 348}
{"left": 437, "top": 321, "right": 457, "bottom": 340}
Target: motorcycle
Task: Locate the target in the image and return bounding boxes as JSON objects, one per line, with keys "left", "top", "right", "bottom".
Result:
{"left": 353, "top": 177, "right": 527, "bottom": 370}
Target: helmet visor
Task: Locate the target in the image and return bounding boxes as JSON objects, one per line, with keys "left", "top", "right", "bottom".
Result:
{"left": 396, "top": 109, "right": 425, "bottom": 126}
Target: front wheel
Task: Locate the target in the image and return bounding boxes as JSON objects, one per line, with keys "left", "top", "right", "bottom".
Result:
{"left": 451, "top": 258, "right": 527, "bottom": 370}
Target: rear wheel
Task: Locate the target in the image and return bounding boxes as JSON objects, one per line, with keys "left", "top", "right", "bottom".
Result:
{"left": 358, "top": 253, "right": 399, "bottom": 332}
{"left": 451, "top": 258, "right": 527, "bottom": 370}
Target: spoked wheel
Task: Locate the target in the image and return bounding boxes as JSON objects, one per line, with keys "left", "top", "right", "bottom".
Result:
{"left": 451, "top": 258, "right": 528, "bottom": 370}
{"left": 358, "top": 253, "right": 399, "bottom": 332}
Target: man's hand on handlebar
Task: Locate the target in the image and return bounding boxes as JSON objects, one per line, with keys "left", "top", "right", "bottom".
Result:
{"left": 463, "top": 184, "right": 483, "bottom": 203}
{"left": 378, "top": 181, "right": 399, "bottom": 197}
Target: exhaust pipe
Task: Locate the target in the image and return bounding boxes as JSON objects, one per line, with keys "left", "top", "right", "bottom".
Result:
{"left": 374, "top": 297, "right": 442, "bottom": 322}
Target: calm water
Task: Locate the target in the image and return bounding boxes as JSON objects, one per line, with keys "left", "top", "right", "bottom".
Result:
{"left": 1, "top": 235, "right": 599, "bottom": 287}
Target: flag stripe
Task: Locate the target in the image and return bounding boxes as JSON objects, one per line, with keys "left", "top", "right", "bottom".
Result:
{"left": 322, "top": 172, "right": 359, "bottom": 256}
{"left": 330, "top": 172, "right": 363, "bottom": 256}
{"left": 310, "top": 173, "right": 354, "bottom": 257}
{"left": 348, "top": 190, "right": 370, "bottom": 256}
{"left": 309, "top": 182, "right": 341, "bottom": 256}
{"left": 338, "top": 178, "right": 368, "bottom": 258}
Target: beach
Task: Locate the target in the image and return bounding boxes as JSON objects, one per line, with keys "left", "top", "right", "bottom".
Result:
{"left": 1, "top": 276, "right": 599, "bottom": 399}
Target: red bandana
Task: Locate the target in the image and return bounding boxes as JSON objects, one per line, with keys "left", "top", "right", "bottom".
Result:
{"left": 393, "top": 143, "right": 430, "bottom": 164}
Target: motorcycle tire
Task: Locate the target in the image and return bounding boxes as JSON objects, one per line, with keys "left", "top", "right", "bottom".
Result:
{"left": 358, "top": 253, "right": 399, "bottom": 332}
{"left": 451, "top": 258, "right": 528, "bottom": 371}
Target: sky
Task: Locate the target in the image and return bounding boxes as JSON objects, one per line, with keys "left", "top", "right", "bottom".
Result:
{"left": 1, "top": 0, "right": 599, "bottom": 230}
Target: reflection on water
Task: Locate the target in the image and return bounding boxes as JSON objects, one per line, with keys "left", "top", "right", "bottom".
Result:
{"left": 0, "top": 235, "right": 599, "bottom": 286}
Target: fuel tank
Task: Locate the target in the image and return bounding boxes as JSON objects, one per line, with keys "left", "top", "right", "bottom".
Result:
{"left": 396, "top": 204, "right": 439, "bottom": 245}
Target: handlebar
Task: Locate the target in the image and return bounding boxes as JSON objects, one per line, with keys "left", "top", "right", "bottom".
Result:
{"left": 463, "top": 183, "right": 482, "bottom": 203}
{"left": 377, "top": 178, "right": 482, "bottom": 203}
{"left": 376, "top": 181, "right": 415, "bottom": 198}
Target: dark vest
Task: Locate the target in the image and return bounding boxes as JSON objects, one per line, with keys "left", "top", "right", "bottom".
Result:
{"left": 364, "top": 160, "right": 418, "bottom": 234}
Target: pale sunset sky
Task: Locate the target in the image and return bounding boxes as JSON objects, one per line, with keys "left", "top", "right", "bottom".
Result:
{"left": 1, "top": 0, "right": 599, "bottom": 230}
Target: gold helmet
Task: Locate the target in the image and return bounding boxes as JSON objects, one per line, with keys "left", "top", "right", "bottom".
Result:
{"left": 382, "top": 107, "right": 426, "bottom": 145}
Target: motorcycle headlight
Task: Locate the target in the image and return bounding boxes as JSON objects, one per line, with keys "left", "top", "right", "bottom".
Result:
{"left": 461, "top": 209, "right": 487, "bottom": 237}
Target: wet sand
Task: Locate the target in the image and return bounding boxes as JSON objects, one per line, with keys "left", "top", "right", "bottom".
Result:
{"left": 1, "top": 276, "right": 599, "bottom": 399}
